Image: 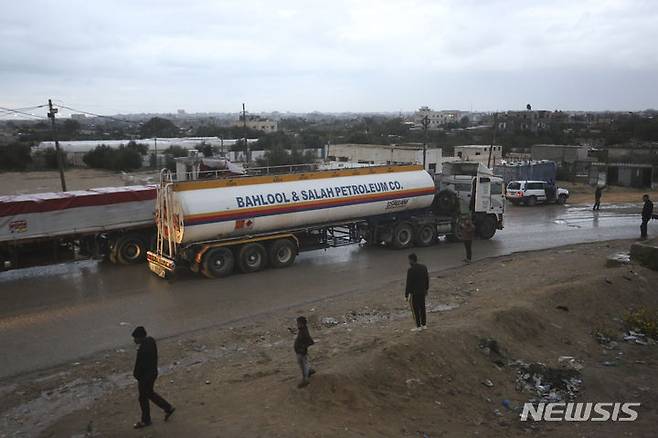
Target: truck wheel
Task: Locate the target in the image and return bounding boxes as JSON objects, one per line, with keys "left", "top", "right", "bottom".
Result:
{"left": 238, "top": 243, "right": 268, "bottom": 273}
{"left": 557, "top": 194, "right": 567, "bottom": 205}
{"left": 201, "top": 247, "right": 235, "bottom": 278}
{"left": 115, "top": 234, "right": 147, "bottom": 264}
{"left": 476, "top": 216, "right": 497, "bottom": 240}
{"left": 392, "top": 222, "right": 414, "bottom": 249}
{"left": 269, "top": 239, "right": 297, "bottom": 269}
{"left": 414, "top": 224, "right": 436, "bottom": 247}
{"left": 526, "top": 196, "right": 537, "bottom": 206}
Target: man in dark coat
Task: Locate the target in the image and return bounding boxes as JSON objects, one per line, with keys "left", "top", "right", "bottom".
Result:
{"left": 405, "top": 253, "right": 429, "bottom": 331}
{"left": 132, "top": 326, "right": 175, "bottom": 429}
{"left": 294, "top": 316, "right": 316, "bottom": 388}
{"left": 460, "top": 217, "right": 475, "bottom": 263}
{"left": 593, "top": 185, "right": 606, "bottom": 210}
{"left": 641, "top": 194, "right": 654, "bottom": 240}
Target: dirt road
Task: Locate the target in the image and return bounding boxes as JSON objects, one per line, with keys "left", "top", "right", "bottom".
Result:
{"left": 1, "top": 203, "right": 656, "bottom": 381}
{"left": 1, "top": 239, "right": 657, "bottom": 437}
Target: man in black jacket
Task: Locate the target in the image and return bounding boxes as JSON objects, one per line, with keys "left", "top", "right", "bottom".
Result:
{"left": 405, "top": 253, "right": 429, "bottom": 331}
{"left": 641, "top": 194, "right": 654, "bottom": 240}
{"left": 132, "top": 326, "right": 175, "bottom": 429}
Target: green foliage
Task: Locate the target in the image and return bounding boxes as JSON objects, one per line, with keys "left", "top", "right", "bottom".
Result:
{"left": 195, "top": 142, "right": 214, "bottom": 157}
{"left": 164, "top": 145, "right": 189, "bottom": 170}
{"left": 60, "top": 119, "right": 81, "bottom": 140}
{"left": 32, "top": 147, "right": 67, "bottom": 170}
{"left": 83, "top": 143, "right": 145, "bottom": 171}
{"left": 624, "top": 308, "right": 658, "bottom": 339}
{"left": 139, "top": 117, "right": 180, "bottom": 138}
{"left": 256, "top": 145, "right": 316, "bottom": 167}
{"left": 0, "top": 142, "right": 33, "bottom": 170}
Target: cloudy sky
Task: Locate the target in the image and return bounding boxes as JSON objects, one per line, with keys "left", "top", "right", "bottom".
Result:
{"left": 1, "top": 0, "right": 657, "bottom": 115}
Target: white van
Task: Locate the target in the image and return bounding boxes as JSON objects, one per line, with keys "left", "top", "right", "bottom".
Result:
{"left": 506, "top": 180, "right": 569, "bottom": 206}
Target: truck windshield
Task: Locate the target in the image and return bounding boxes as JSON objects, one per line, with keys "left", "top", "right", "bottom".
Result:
{"left": 508, "top": 182, "right": 521, "bottom": 190}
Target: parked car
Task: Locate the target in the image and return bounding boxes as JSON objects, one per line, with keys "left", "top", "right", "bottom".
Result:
{"left": 505, "top": 180, "right": 569, "bottom": 206}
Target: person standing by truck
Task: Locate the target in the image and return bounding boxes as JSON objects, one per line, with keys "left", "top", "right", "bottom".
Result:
{"left": 593, "top": 185, "right": 606, "bottom": 211}
{"left": 460, "top": 217, "right": 475, "bottom": 263}
{"left": 641, "top": 194, "right": 654, "bottom": 240}
{"left": 294, "top": 316, "right": 316, "bottom": 388}
{"left": 405, "top": 253, "right": 429, "bottom": 331}
{"left": 131, "top": 326, "right": 175, "bottom": 429}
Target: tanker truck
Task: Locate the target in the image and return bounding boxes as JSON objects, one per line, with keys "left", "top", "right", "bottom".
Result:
{"left": 146, "top": 163, "right": 504, "bottom": 279}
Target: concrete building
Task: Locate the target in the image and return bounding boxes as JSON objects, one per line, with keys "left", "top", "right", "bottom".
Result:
{"left": 325, "top": 143, "right": 445, "bottom": 173}
{"left": 589, "top": 162, "right": 658, "bottom": 189}
{"left": 453, "top": 145, "right": 503, "bottom": 167}
{"left": 499, "top": 110, "right": 561, "bottom": 133}
{"left": 236, "top": 116, "right": 278, "bottom": 133}
{"left": 413, "top": 107, "right": 462, "bottom": 130}
{"left": 530, "top": 144, "right": 589, "bottom": 164}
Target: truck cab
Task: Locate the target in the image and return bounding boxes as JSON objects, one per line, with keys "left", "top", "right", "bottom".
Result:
{"left": 436, "top": 162, "right": 505, "bottom": 239}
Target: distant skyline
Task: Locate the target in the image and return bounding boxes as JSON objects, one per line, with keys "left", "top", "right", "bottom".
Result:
{"left": 1, "top": 0, "right": 658, "bottom": 116}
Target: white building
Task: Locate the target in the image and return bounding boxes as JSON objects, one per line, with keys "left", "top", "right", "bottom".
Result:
{"left": 414, "top": 107, "right": 463, "bottom": 130}
{"left": 453, "top": 145, "right": 503, "bottom": 167}
{"left": 325, "top": 143, "right": 449, "bottom": 173}
{"left": 34, "top": 137, "right": 259, "bottom": 166}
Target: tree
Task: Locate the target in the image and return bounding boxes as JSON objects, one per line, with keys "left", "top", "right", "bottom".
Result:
{"left": 195, "top": 141, "right": 214, "bottom": 157}
{"left": 164, "top": 145, "right": 189, "bottom": 170}
{"left": 139, "top": 117, "right": 180, "bottom": 138}
{"left": 61, "top": 119, "right": 81, "bottom": 139}
{"left": 0, "top": 142, "right": 32, "bottom": 170}
{"left": 459, "top": 116, "right": 470, "bottom": 128}
{"left": 83, "top": 144, "right": 144, "bottom": 171}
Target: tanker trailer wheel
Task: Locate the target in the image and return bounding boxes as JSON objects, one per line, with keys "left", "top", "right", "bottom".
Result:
{"left": 269, "top": 239, "right": 297, "bottom": 269}
{"left": 414, "top": 224, "right": 437, "bottom": 247}
{"left": 115, "top": 234, "right": 147, "bottom": 264}
{"left": 201, "top": 247, "right": 235, "bottom": 278}
{"left": 238, "top": 243, "right": 268, "bottom": 273}
{"left": 476, "top": 215, "right": 497, "bottom": 240}
{"left": 392, "top": 222, "right": 414, "bottom": 249}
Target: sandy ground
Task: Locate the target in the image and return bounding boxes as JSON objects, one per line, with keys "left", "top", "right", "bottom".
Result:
{"left": 1, "top": 239, "right": 657, "bottom": 437}
{"left": 557, "top": 181, "right": 658, "bottom": 205}
{"left": 0, "top": 169, "right": 159, "bottom": 195}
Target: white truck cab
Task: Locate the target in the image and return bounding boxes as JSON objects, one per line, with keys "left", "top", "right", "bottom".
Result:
{"left": 506, "top": 180, "right": 569, "bottom": 206}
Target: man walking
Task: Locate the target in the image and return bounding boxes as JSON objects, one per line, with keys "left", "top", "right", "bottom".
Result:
{"left": 641, "top": 194, "right": 654, "bottom": 240}
{"left": 593, "top": 185, "right": 605, "bottom": 211}
{"left": 132, "top": 326, "right": 175, "bottom": 429}
{"left": 460, "top": 217, "right": 475, "bottom": 263}
{"left": 405, "top": 253, "right": 429, "bottom": 331}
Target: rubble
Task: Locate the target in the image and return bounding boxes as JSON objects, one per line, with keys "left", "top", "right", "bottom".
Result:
{"left": 606, "top": 252, "right": 631, "bottom": 267}
{"left": 320, "top": 317, "right": 339, "bottom": 327}
{"left": 513, "top": 361, "right": 582, "bottom": 402}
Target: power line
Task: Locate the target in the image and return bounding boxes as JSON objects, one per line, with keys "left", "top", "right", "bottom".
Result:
{"left": 0, "top": 106, "right": 47, "bottom": 120}
{"left": 55, "top": 103, "right": 139, "bottom": 125}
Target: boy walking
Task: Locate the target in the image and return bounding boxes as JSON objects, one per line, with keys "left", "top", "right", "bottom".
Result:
{"left": 131, "top": 326, "right": 175, "bottom": 429}
{"left": 294, "top": 316, "right": 315, "bottom": 388}
{"left": 460, "top": 217, "right": 475, "bottom": 263}
{"left": 405, "top": 253, "right": 429, "bottom": 331}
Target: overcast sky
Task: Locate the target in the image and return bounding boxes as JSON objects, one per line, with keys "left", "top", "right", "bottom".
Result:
{"left": 1, "top": 0, "right": 657, "bottom": 115}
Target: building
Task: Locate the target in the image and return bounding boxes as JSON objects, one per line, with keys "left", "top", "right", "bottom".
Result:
{"left": 589, "top": 162, "right": 658, "bottom": 189}
{"left": 325, "top": 143, "right": 445, "bottom": 173}
{"left": 498, "top": 110, "right": 565, "bottom": 133}
{"left": 530, "top": 144, "right": 589, "bottom": 164}
{"left": 236, "top": 115, "right": 278, "bottom": 133}
{"left": 413, "top": 107, "right": 462, "bottom": 130}
{"left": 34, "top": 137, "right": 259, "bottom": 167}
{"left": 453, "top": 145, "right": 503, "bottom": 167}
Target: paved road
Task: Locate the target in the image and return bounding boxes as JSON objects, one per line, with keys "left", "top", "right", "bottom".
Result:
{"left": 0, "top": 202, "right": 653, "bottom": 379}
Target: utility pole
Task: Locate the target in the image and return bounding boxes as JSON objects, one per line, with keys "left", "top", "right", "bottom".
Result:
{"left": 487, "top": 113, "right": 498, "bottom": 168}
{"left": 421, "top": 115, "right": 430, "bottom": 170}
{"left": 153, "top": 137, "right": 158, "bottom": 168}
{"left": 242, "top": 103, "right": 249, "bottom": 165}
{"left": 47, "top": 99, "right": 67, "bottom": 191}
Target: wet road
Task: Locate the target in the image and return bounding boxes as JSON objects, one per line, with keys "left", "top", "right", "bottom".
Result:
{"left": 0, "top": 203, "right": 654, "bottom": 380}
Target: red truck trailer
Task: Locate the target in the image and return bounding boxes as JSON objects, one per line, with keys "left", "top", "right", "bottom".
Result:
{"left": 0, "top": 186, "right": 156, "bottom": 270}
